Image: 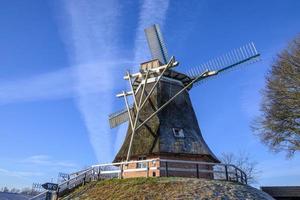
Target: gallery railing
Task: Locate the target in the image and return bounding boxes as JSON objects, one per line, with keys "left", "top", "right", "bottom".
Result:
{"left": 30, "top": 159, "right": 247, "bottom": 200}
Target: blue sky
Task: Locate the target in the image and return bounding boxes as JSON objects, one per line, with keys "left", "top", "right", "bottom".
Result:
{"left": 0, "top": 0, "right": 299, "bottom": 189}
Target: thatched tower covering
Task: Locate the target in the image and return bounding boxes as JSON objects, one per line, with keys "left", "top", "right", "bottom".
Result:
{"left": 114, "top": 67, "right": 219, "bottom": 163}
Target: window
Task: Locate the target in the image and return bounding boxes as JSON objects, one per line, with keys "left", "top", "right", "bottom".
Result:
{"left": 136, "top": 156, "right": 146, "bottom": 168}
{"left": 173, "top": 128, "right": 185, "bottom": 138}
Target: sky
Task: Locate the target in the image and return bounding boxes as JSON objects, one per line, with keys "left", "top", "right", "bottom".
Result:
{"left": 0, "top": 0, "right": 299, "bottom": 189}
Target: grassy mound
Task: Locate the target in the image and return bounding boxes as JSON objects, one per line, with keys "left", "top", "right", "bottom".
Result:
{"left": 60, "top": 177, "right": 273, "bottom": 200}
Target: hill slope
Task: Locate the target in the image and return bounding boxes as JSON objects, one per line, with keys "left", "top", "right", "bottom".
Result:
{"left": 0, "top": 192, "right": 31, "bottom": 200}
{"left": 60, "top": 177, "right": 274, "bottom": 200}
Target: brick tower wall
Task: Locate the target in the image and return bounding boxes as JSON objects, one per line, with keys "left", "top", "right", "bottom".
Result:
{"left": 121, "top": 155, "right": 214, "bottom": 179}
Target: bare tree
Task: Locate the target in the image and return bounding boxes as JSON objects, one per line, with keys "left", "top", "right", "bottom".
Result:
{"left": 20, "top": 187, "right": 33, "bottom": 195}
{"left": 2, "top": 187, "right": 9, "bottom": 193}
{"left": 220, "top": 152, "right": 259, "bottom": 184}
{"left": 10, "top": 188, "right": 20, "bottom": 193}
{"left": 253, "top": 35, "right": 300, "bottom": 157}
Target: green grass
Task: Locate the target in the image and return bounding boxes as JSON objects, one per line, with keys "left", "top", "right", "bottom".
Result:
{"left": 60, "top": 177, "right": 185, "bottom": 200}
{"left": 60, "top": 177, "right": 272, "bottom": 200}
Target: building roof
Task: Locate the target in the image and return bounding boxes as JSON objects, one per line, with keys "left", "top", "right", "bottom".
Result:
{"left": 261, "top": 186, "right": 300, "bottom": 197}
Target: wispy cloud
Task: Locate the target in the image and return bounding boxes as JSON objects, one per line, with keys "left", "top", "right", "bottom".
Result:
{"left": 0, "top": 0, "right": 170, "bottom": 164}
{"left": 0, "top": 67, "right": 74, "bottom": 105}
{"left": 60, "top": 0, "right": 123, "bottom": 162}
{"left": 60, "top": 0, "right": 170, "bottom": 163}
{"left": 22, "top": 155, "right": 77, "bottom": 168}
{"left": 0, "top": 155, "right": 77, "bottom": 187}
{"left": 0, "top": 168, "right": 43, "bottom": 178}
{"left": 240, "top": 81, "right": 262, "bottom": 119}
{"left": 0, "top": 60, "right": 130, "bottom": 105}
{"left": 258, "top": 156, "right": 300, "bottom": 185}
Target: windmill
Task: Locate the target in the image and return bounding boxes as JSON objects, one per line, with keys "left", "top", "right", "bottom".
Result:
{"left": 109, "top": 24, "right": 260, "bottom": 178}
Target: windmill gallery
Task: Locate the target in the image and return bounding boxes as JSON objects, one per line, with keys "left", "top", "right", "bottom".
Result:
{"left": 108, "top": 24, "right": 261, "bottom": 179}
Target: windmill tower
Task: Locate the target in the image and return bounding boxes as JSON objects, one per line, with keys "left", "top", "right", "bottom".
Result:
{"left": 109, "top": 24, "right": 260, "bottom": 178}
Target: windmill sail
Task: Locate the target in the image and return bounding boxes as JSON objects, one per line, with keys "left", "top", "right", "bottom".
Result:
{"left": 145, "top": 24, "right": 169, "bottom": 64}
{"left": 187, "top": 42, "right": 260, "bottom": 85}
{"left": 109, "top": 106, "right": 133, "bottom": 128}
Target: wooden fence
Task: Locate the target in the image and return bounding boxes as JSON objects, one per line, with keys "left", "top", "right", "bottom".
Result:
{"left": 30, "top": 159, "right": 247, "bottom": 200}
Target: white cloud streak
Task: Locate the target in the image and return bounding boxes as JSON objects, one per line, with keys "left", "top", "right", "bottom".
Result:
{"left": 60, "top": 0, "right": 123, "bottom": 163}
{"left": 0, "top": 168, "right": 43, "bottom": 178}
{"left": 22, "top": 155, "right": 77, "bottom": 168}
{"left": 0, "top": 0, "right": 170, "bottom": 165}
{"left": 60, "top": 0, "right": 170, "bottom": 163}
{"left": 0, "top": 67, "right": 75, "bottom": 105}
{"left": 0, "top": 60, "right": 130, "bottom": 105}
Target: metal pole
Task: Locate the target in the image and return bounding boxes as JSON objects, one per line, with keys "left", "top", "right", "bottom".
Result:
{"left": 139, "top": 56, "right": 174, "bottom": 111}
{"left": 55, "top": 188, "right": 59, "bottom": 200}
{"left": 120, "top": 164, "right": 123, "bottom": 179}
{"left": 240, "top": 170, "right": 243, "bottom": 184}
{"left": 124, "top": 57, "right": 174, "bottom": 161}
{"left": 225, "top": 165, "right": 229, "bottom": 181}
{"left": 82, "top": 173, "right": 86, "bottom": 186}
{"left": 135, "top": 71, "right": 214, "bottom": 132}
{"left": 138, "top": 70, "right": 150, "bottom": 108}
{"left": 126, "top": 71, "right": 150, "bottom": 161}
{"left": 146, "top": 162, "right": 149, "bottom": 178}
{"left": 165, "top": 162, "right": 169, "bottom": 177}
{"left": 45, "top": 191, "right": 52, "bottom": 200}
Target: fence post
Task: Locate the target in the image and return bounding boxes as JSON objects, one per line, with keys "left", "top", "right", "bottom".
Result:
{"left": 55, "top": 187, "right": 59, "bottom": 200}
{"left": 120, "top": 164, "right": 123, "bottom": 179}
{"left": 240, "top": 171, "right": 245, "bottom": 183}
{"left": 244, "top": 172, "right": 248, "bottom": 184}
{"left": 83, "top": 173, "right": 86, "bottom": 186}
{"left": 97, "top": 167, "right": 100, "bottom": 180}
{"left": 146, "top": 162, "right": 149, "bottom": 178}
{"left": 225, "top": 165, "right": 229, "bottom": 181}
{"left": 196, "top": 164, "right": 199, "bottom": 178}
{"left": 45, "top": 191, "right": 52, "bottom": 200}
{"left": 235, "top": 168, "right": 238, "bottom": 182}
{"left": 165, "top": 161, "right": 169, "bottom": 177}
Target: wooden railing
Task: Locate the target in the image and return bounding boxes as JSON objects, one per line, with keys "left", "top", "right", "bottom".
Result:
{"left": 30, "top": 159, "right": 247, "bottom": 199}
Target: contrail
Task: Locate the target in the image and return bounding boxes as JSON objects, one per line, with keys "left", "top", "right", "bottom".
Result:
{"left": 0, "top": 59, "right": 132, "bottom": 105}
{"left": 0, "top": 67, "right": 74, "bottom": 105}
{"left": 0, "top": 0, "right": 170, "bottom": 163}
{"left": 0, "top": 61, "right": 126, "bottom": 106}
{"left": 58, "top": 0, "right": 170, "bottom": 162}
{"left": 60, "top": 0, "right": 123, "bottom": 162}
